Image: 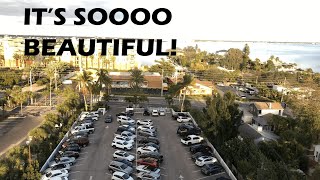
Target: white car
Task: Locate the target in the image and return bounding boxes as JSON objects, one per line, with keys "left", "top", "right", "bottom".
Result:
{"left": 120, "top": 131, "right": 136, "bottom": 140}
{"left": 137, "top": 125, "right": 156, "bottom": 131}
{"left": 195, "top": 156, "right": 217, "bottom": 167}
{"left": 40, "top": 170, "right": 69, "bottom": 180}
{"left": 137, "top": 119, "right": 153, "bottom": 126}
{"left": 111, "top": 171, "right": 133, "bottom": 180}
{"left": 181, "top": 135, "right": 204, "bottom": 145}
{"left": 114, "top": 135, "right": 135, "bottom": 144}
{"left": 49, "top": 157, "right": 76, "bottom": 167}
{"left": 136, "top": 171, "right": 161, "bottom": 179}
{"left": 120, "top": 125, "right": 136, "bottom": 132}
{"left": 159, "top": 109, "right": 166, "bottom": 116}
{"left": 137, "top": 146, "right": 158, "bottom": 154}
{"left": 113, "top": 150, "right": 135, "bottom": 162}
{"left": 112, "top": 140, "right": 134, "bottom": 150}
{"left": 177, "top": 116, "right": 192, "bottom": 123}
{"left": 151, "top": 110, "right": 159, "bottom": 116}
{"left": 117, "top": 116, "right": 135, "bottom": 125}
{"left": 136, "top": 165, "right": 161, "bottom": 174}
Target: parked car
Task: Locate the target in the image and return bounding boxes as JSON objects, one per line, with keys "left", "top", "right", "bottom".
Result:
{"left": 58, "top": 151, "right": 80, "bottom": 159}
{"left": 136, "top": 165, "right": 161, "bottom": 174}
{"left": 138, "top": 137, "right": 160, "bottom": 145}
{"left": 190, "top": 144, "right": 212, "bottom": 154}
{"left": 172, "top": 112, "right": 188, "bottom": 120}
{"left": 127, "top": 110, "right": 134, "bottom": 116}
{"left": 105, "top": 115, "right": 113, "bottom": 123}
{"left": 43, "top": 164, "right": 70, "bottom": 174}
{"left": 116, "top": 127, "right": 135, "bottom": 135}
{"left": 113, "top": 150, "right": 135, "bottom": 161}
{"left": 49, "top": 157, "right": 76, "bottom": 167}
{"left": 117, "top": 116, "right": 135, "bottom": 125}
{"left": 71, "top": 131, "right": 89, "bottom": 138}
{"left": 116, "top": 112, "right": 128, "bottom": 117}
{"left": 111, "top": 171, "right": 134, "bottom": 180}
{"left": 108, "top": 161, "right": 133, "bottom": 174}
{"left": 137, "top": 157, "right": 159, "bottom": 168}
{"left": 120, "top": 125, "right": 136, "bottom": 132}
{"left": 114, "top": 157, "right": 133, "bottom": 167}
{"left": 139, "top": 152, "right": 163, "bottom": 162}
{"left": 137, "top": 119, "right": 153, "bottom": 126}
{"left": 136, "top": 171, "right": 161, "bottom": 180}
{"left": 63, "top": 145, "right": 81, "bottom": 152}
{"left": 191, "top": 151, "right": 213, "bottom": 161}
{"left": 143, "top": 109, "right": 151, "bottom": 116}
{"left": 40, "top": 170, "right": 68, "bottom": 180}
{"left": 177, "top": 116, "right": 192, "bottom": 123}
{"left": 138, "top": 130, "right": 157, "bottom": 137}
{"left": 139, "top": 142, "right": 160, "bottom": 151}
{"left": 151, "top": 110, "right": 159, "bottom": 116}
{"left": 114, "top": 135, "right": 135, "bottom": 144}
{"left": 159, "top": 109, "right": 165, "bottom": 116}
{"left": 64, "top": 137, "right": 89, "bottom": 147}
{"left": 177, "top": 125, "right": 201, "bottom": 136}
{"left": 201, "top": 163, "right": 224, "bottom": 176}
{"left": 111, "top": 140, "right": 134, "bottom": 150}
{"left": 181, "top": 135, "right": 204, "bottom": 145}
{"left": 71, "top": 125, "right": 94, "bottom": 134}
{"left": 137, "top": 125, "right": 156, "bottom": 131}
{"left": 118, "top": 131, "right": 136, "bottom": 140}
{"left": 195, "top": 156, "right": 217, "bottom": 167}
{"left": 137, "top": 146, "right": 158, "bottom": 154}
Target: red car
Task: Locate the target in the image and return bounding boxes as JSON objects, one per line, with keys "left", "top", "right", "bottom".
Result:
{"left": 137, "top": 157, "right": 159, "bottom": 168}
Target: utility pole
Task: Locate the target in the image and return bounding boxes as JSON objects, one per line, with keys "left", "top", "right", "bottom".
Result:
{"left": 161, "top": 69, "right": 164, "bottom": 97}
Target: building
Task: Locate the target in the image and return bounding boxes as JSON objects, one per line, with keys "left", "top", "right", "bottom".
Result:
{"left": 182, "top": 79, "right": 214, "bottom": 96}
{"left": 252, "top": 113, "right": 275, "bottom": 131}
{"left": 108, "top": 72, "right": 162, "bottom": 94}
{"left": 251, "top": 102, "right": 284, "bottom": 117}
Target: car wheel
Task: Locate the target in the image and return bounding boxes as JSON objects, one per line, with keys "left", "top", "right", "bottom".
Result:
{"left": 138, "top": 151, "right": 141, "bottom": 155}
{"left": 70, "top": 162, "right": 73, "bottom": 165}
{"left": 109, "top": 169, "right": 114, "bottom": 173}
{"left": 188, "top": 142, "right": 191, "bottom": 146}
{"left": 112, "top": 145, "right": 116, "bottom": 148}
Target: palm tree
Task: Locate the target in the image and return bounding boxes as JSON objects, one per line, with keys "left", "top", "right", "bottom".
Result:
{"left": 96, "top": 69, "right": 111, "bottom": 96}
{"left": 13, "top": 53, "right": 20, "bottom": 67}
{"left": 11, "top": 87, "right": 27, "bottom": 114}
{"left": 129, "top": 68, "right": 145, "bottom": 93}
{"left": 77, "top": 70, "right": 93, "bottom": 111}
{"left": 44, "top": 65, "right": 55, "bottom": 107}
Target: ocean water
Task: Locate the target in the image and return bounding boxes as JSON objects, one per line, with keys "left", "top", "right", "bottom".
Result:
{"left": 138, "top": 40, "right": 320, "bottom": 72}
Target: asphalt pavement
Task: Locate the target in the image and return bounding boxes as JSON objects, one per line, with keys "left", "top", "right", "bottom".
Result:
{"left": 68, "top": 102, "right": 228, "bottom": 180}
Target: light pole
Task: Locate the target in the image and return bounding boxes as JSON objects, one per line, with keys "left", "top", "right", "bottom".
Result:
{"left": 26, "top": 136, "right": 33, "bottom": 164}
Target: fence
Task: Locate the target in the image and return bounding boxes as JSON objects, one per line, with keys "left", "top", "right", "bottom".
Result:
{"left": 39, "top": 114, "right": 81, "bottom": 173}
{"left": 172, "top": 110, "right": 237, "bottom": 180}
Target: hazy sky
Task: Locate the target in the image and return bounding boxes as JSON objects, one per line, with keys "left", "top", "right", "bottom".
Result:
{"left": 1, "top": 0, "right": 320, "bottom": 42}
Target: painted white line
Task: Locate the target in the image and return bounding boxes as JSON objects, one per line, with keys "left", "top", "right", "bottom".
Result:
{"left": 193, "top": 170, "right": 201, "bottom": 172}
{"left": 68, "top": 171, "right": 81, "bottom": 174}
{"left": 71, "top": 163, "right": 83, "bottom": 167}
{"left": 89, "top": 176, "right": 93, "bottom": 180}
{"left": 161, "top": 174, "right": 168, "bottom": 176}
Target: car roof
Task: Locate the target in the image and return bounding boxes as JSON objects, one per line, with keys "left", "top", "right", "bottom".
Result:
{"left": 115, "top": 150, "right": 127, "bottom": 154}
{"left": 113, "top": 171, "right": 126, "bottom": 176}
{"left": 110, "top": 161, "right": 124, "bottom": 166}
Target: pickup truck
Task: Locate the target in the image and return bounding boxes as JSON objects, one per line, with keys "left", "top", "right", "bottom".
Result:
{"left": 71, "top": 125, "right": 94, "bottom": 134}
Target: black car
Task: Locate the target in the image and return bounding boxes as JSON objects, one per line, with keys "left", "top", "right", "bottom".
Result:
{"left": 139, "top": 152, "right": 163, "bottom": 162}
{"left": 143, "top": 109, "right": 151, "bottom": 116}
{"left": 127, "top": 110, "right": 134, "bottom": 116}
{"left": 71, "top": 131, "right": 89, "bottom": 138}
{"left": 177, "top": 125, "right": 201, "bottom": 136}
{"left": 201, "top": 163, "right": 224, "bottom": 176}
{"left": 116, "top": 127, "right": 135, "bottom": 135}
{"left": 114, "top": 158, "right": 133, "bottom": 167}
{"left": 58, "top": 151, "right": 80, "bottom": 159}
{"left": 172, "top": 112, "right": 189, "bottom": 120}
{"left": 105, "top": 115, "right": 113, "bottom": 123}
{"left": 191, "top": 151, "right": 213, "bottom": 161}
{"left": 190, "top": 144, "right": 212, "bottom": 154}
{"left": 63, "top": 145, "right": 81, "bottom": 152}
{"left": 138, "top": 137, "right": 159, "bottom": 145}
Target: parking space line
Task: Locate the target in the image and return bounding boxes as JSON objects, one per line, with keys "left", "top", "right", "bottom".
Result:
{"left": 69, "top": 171, "right": 81, "bottom": 174}
{"left": 72, "top": 163, "right": 83, "bottom": 167}
{"left": 193, "top": 169, "right": 201, "bottom": 172}
{"left": 89, "top": 176, "right": 93, "bottom": 180}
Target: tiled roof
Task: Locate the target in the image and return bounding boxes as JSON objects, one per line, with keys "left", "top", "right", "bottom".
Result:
{"left": 254, "top": 102, "right": 283, "bottom": 110}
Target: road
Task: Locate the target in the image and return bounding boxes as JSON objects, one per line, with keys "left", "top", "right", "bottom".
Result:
{"left": 68, "top": 102, "right": 228, "bottom": 180}
{"left": 0, "top": 106, "right": 52, "bottom": 156}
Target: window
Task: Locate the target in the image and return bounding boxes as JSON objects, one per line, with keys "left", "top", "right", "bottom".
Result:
{"left": 258, "top": 110, "right": 262, "bottom": 114}
{"left": 279, "top": 110, "right": 281, "bottom": 115}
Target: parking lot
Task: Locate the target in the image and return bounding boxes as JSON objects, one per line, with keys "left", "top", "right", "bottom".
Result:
{"left": 68, "top": 103, "right": 229, "bottom": 180}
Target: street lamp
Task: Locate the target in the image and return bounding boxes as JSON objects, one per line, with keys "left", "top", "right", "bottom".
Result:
{"left": 26, "top": 136, "right": 33, "bottom": 164}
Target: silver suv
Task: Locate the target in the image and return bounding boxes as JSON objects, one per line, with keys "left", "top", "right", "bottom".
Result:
{"left": 108, "top": 161, "right": 133, "bottom": 174}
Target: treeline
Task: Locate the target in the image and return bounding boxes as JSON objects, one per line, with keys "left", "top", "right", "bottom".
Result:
{"left": 0, "top": 87, "right": 82, "bottom": 179}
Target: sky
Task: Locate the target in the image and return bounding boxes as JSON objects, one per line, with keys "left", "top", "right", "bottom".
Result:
{"left": 1, "top": 0, "right": 320, "bottom": 42}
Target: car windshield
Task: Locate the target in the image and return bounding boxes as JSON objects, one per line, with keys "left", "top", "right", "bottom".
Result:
{"left": 120, "top": 164, "right": 128, "bottom": 169}
{"left": 123, "top": 174, "right": 130, "bottom": 179}
{"left": 124, "top": 153, "right": 129, "bottom": 157}
{"left": 123, "top": 142, "right": 128, "bottom": 145}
